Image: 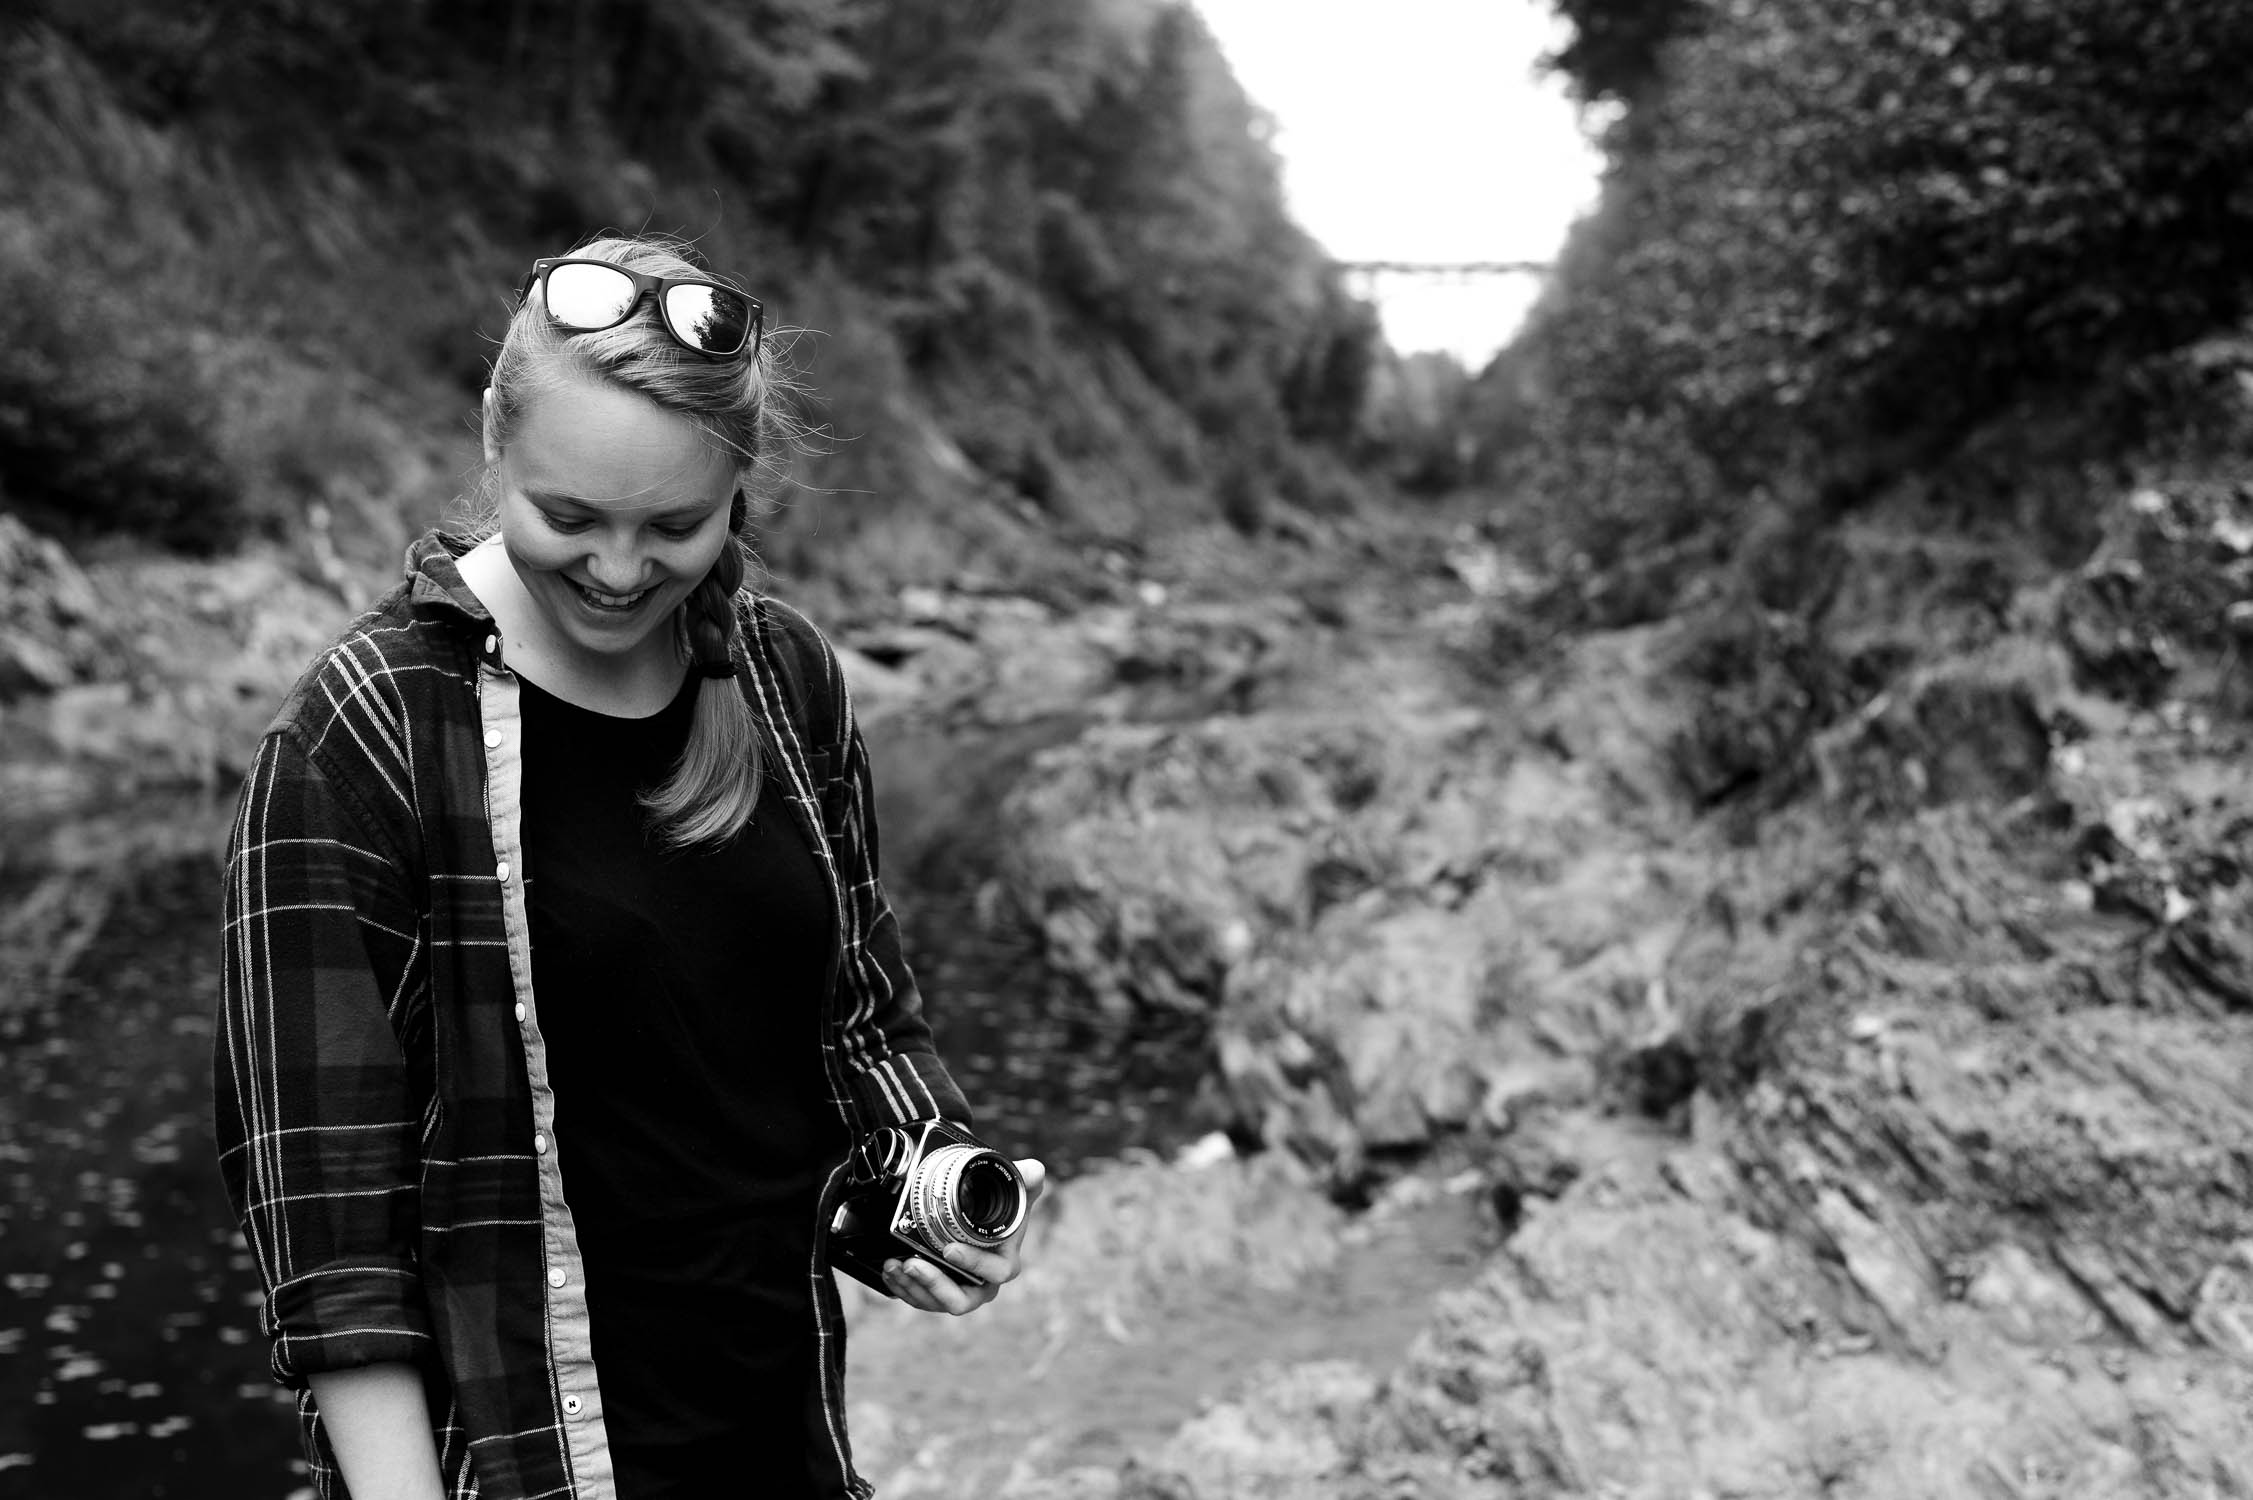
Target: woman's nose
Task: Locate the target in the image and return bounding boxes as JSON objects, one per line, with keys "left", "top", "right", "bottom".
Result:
{"left": 583, "top": 542, "right": 646, "bottom": 593}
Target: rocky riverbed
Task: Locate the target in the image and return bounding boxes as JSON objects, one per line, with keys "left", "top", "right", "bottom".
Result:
{"left": 832, "top": 489, "right": 2253, "bottom": 1497}
{"left": 3, "top": 486, "right": 2251, "bottom": 1496}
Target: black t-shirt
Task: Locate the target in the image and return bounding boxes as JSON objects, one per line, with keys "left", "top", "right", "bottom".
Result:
{"left": 520, "top": 669, "right": 844, "bottom": 1499}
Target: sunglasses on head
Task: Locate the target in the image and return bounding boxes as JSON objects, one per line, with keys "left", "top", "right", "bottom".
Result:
{"left": 518, "top": 256, "right": 763, "bottom": 360}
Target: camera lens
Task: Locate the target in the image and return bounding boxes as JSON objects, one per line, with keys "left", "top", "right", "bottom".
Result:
{"left": 906, "top": 1145, "right": 1026, "bottom": 1250}
{"left": 956, "top": 1156, "right": 1019, "bottom": 1237}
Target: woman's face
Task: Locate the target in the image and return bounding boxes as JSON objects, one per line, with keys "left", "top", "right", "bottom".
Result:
{"left": 485, "top": 373, "right": 736, "bottom": 666}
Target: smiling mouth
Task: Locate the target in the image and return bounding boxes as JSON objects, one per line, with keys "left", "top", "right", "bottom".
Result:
{"left": 571, "top": 581, "right": 653, "bottom": 611}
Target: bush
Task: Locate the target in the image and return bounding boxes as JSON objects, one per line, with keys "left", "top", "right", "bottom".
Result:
{"left": 1523, "top": 0, "right": 2253, "bottom": 531}
{"left": 0, "top": 257, "right": 242, "bottom": 552}
{"left": 1503, "top": 405, "right": 1729, "bottom": 574}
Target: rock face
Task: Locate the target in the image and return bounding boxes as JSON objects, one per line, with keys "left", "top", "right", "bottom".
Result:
{"left": 1272, "top": 1150, "right": 2248, "bottom": 1499}
{"left": 858, "top": 485, "right": 2253, "bottom": 1497}
{"left": 0, "top": 512, "right": 111, "bottom": 700}
{"left": 2057, "top": 482, "right": 2253, "bottom": 707}
{"left": 0, "top": 516, "right": 352, "bottom": 1009}
{"left": 988, "top": 606, "right": 1703, "bottom": 1185}
{"left": 0, "top": 521, "right": 351, "bottom": 820}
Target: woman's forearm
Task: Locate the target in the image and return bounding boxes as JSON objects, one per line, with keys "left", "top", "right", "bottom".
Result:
{"left": 305, "top": 1363, "right": 446, "bottom": 1500}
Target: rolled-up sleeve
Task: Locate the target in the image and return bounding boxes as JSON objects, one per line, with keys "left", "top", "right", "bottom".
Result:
{"left": 781, "top": 608, "right": 973, "bottom": 1130}
{"left": 833, "top": 710, "right": 974, "bottom": 1128}
{"left": 215, "top": 727, "right": 432, "bottom": 1386}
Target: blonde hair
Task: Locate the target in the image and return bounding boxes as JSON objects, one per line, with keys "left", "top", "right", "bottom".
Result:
{"left": 479, "top": 233, "right": 798, "bottom": 848}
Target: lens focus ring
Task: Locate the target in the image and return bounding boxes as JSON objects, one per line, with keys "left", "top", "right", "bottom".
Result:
{"left": 905, "top": 1145, "right": 1026, "bottom": 1251}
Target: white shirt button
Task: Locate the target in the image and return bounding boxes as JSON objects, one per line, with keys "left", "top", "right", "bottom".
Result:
{"left": 514, "top": 1002, "right": 527, "bottom": 1022}
{"left": 484, "top": 634, "right": 498, "bottom": 655}
{"left": 562, "top": 1394, "right": 584, "bottom": 1417}
{"left": 483, "top": 729, "right": 501, "bottom": 749}
{"left": 548, "top": 1267, "right": 567, "bottom": 1289}
{"left": 495, "top": 860, "right": 511, "bottom": 883}
{"left": 533, "top": 1133, "right": 548, "bottom": 1155}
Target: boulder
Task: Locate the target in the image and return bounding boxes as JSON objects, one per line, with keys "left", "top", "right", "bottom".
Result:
{"left": 995, "top": 675, "right": 1701, "bottom": 1184}
{"left": 1338, "top": 1150, "right": 2253, "bottom": 1499}
{"left": 0, "top": 512, "right": 110, "bottom": 700}
{"left": 1808, "top": 662, "right": 2056, "bottom": 818}
{"left": 2055, "top": 482, "right": 2253, "bottom": 705}
{"left": 1213, "top": 907, "right": 1492, "bottom": 1172}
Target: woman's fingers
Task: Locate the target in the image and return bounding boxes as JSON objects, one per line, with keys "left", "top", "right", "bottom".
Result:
{"left": 883, "top": 1255, "right": 995, "bottom": 1315}
{"left": 881, "top": 1257, "right": 943, "bottom": 1310}
{"left": 939, "top": 1241, "right": 1016, "bottom": 1287}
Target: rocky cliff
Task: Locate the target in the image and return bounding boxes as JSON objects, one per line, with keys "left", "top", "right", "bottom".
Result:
{"left": 833, "top": 484, "right": 2253, "bottom": 1496}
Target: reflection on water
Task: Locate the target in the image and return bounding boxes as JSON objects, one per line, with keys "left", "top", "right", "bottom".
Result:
{"left": 0, "top": 812, "right": 1210, "bottom": 1494}
{"left": 0, "top": 857, "right": 303, "bottom": 1499}
{"left": 909, "top": 895, "right": 1213, "bottom": 1172}
{"left": 875, "top": 711, "right": 1220, "bottom": 1175}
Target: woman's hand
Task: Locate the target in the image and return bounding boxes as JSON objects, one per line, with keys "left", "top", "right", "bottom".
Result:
{"left": 882, "top": 1157, "right": 1046, "bottom": 1315}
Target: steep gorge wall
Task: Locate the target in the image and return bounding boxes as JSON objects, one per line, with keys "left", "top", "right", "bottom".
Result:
{"left": 0, "top": 2, "right": 1372, "bottom": 598}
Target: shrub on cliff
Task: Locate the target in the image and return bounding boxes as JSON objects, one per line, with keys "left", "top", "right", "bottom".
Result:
{"left": 0, "top": 257, "right": 239, "bottom": 553}
{"left": 1515, "top": 0, "right": 2253, "bottom": 548}
{"left": 7, "top": 1, "right": 1368, "bottom": 562}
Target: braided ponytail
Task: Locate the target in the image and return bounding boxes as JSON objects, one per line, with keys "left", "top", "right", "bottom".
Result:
{"left": 641, "top": 490, "right": 763, "bottom": 847}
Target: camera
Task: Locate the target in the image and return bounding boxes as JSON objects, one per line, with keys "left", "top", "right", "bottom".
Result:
{"left": 826, "top": 1119, "right": 1028, "bottom": 1293}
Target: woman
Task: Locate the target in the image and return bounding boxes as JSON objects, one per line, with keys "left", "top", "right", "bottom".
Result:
{"left": 215, "top": 234, "right": 1041, "bottom": 1500}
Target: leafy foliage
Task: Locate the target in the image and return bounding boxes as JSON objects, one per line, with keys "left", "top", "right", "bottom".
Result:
{"left": 1514, "top": 0, "right": 2253, "bottom": 557}
{"left": 3, "top": 0, "right": 1378, "bottom": 566}
{"left": 0, "top": 255, "right": 238, "bottom": 552}
{"left": 1543, "top": 0, "right": 1703, "bottom": 106}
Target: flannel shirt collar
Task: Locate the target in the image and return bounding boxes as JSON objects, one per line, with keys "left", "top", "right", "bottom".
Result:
{"left": 402, "top": 529, "right": 498, "bottom": 632}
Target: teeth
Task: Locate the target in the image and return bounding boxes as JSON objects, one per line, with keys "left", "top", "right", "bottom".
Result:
{"left": 576, "top": 583, "right": 648, "bottom": 608}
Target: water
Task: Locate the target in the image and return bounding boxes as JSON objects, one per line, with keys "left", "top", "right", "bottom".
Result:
{"left": 1, "top": 856, "right": 304, "bottom": 1499}
{"left": 907, "top": 896, "right": 1215, "bottom": 1172}
{"left": 875, "top": 710, "right": 1220, "bottom": 1173}
{"left": 0, "top": 796, "right": 1211, "bottom": 1496}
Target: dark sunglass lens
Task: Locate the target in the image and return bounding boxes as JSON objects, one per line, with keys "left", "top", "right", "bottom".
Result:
{"left": 665, "top": 284, "right": 753, "bottom": 356}
{"left": 543, "top": 262, "right": 638, "bottom": 330}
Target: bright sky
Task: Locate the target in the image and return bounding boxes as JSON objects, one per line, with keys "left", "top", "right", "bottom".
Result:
{"left": 1193, "top": 0, "right": 1605, "bottom": 368}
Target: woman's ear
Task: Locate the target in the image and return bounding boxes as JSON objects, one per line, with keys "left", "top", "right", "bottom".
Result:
{"left": 480, "top": 388, "right": 502, "bottom": 468}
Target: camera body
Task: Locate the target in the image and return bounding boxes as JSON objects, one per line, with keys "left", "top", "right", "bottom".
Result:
{"left": 826, "top": 1118, "right": 1028, "bottom": 1294}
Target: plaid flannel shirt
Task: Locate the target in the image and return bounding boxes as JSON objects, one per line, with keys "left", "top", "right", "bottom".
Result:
{"left": 214, "top": 532, "right": 969, "bottom": 1499}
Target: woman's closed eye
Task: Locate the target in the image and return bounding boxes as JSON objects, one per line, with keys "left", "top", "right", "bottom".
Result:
{"left": 537, "top": 512, "right": 705, "bottom": 540}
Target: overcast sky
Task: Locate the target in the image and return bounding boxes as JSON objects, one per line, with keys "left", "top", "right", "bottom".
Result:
{"left": 1192, "top": 0, "right": 1605, "bottom": 366}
